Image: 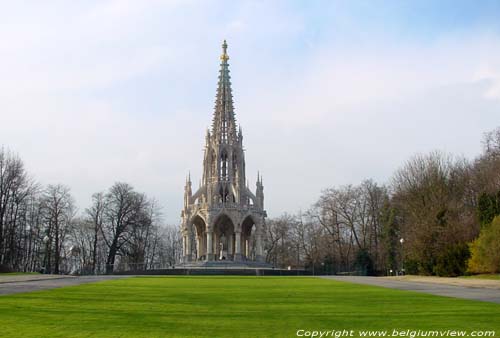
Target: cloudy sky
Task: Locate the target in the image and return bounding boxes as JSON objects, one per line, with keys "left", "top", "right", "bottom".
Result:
{"left": 1, "top": 1, "right": 499, "bottom": 223}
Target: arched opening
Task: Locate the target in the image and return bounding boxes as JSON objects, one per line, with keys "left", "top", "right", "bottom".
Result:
{"left": 241, "top": 216, "right": 257, "bottom": 261}
{"left": 192, "top": 215, "right": 207, "bottom": 261}
{"left": 232, "top": 153, "right": 238, "bottom": 179}
{"left": 220, "top": 151, "right": 228, "bottom": 180}
{"left": 218, "top": 184, "right": 228, "bottom": 204}
{"left": 213, "top": 214, "right": 235, "bottom": 261}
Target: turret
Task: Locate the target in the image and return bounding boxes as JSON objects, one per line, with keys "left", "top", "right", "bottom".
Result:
{"left": 256, "top": 172, "right": 264, "bottom": 209}
{"left": 184, "top": 173, "right": 192, "bottom": 207}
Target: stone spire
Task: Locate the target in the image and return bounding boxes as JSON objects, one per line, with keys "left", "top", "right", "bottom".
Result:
{"left": 212, "top": 40, "right": 237, "bottom": 144}
{"left": 180, "top": 41, "right": 267, "bottom": 265}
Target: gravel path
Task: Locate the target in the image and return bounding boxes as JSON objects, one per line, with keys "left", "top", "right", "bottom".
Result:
{"left": 320, "top": 276, "right": 500, "bottom": 304}
{"left": 0, "top": 275, "right": 130, "bottom": 295}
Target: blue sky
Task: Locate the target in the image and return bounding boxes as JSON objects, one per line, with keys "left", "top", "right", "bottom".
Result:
{"left": 0, "top": 1, "right": 499, "bottom": 223}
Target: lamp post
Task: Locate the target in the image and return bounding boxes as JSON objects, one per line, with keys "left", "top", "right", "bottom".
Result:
{"left": 399, "top": 238, "right": 405, "bottom": 275}
{"left": 24, "top": 225, "right": 31, "bottom": 272}
{"left": 69, "top": 246, "right": 81, "bottom": 275}
{"left": 43, "top": 235, "right": 50, "bottom": 274}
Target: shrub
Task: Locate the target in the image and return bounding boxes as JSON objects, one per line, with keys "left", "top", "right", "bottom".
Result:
{"left": 433, "top": 243, "right": 470, "bottom": 277}
{"left": 404, "top": 259, "right": 419, "bottom": 275}
{"left": 354, "top": 248, "right": 374, "bottom": 276}
{"left": 468, "top": 216, "right": 500, "bottom": 274}
{"left": 477, "top": 193, "right": 500, "bottom": 227}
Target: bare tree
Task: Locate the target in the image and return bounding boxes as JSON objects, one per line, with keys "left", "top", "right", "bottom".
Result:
{"left": 0, "top": 147, "right": 40, "bottom": 270}
{"left": 290, "top": 213, "right": 327, "bottom": 274}
{"left": 101, "top": 182, "right": 149, "bottom": 273}
{"left": 482, "top": 127, "right": 500, "bottom": 159}
{"left": 41, "top": 184, "right": 75, "bottom": 274}
{"left": 391, "top": 151, "right": 476, "bottom": 275}
{"left": 160, "top": 226, "right": 182, "bottom": 267}
{"left": 265, "top": 214, "right": 298, "bottom": 268}
{"left": 86, "top": 192, "right": 106, "bottom": 273}
{"left": 310, "top": 180, "right": 388, "bottom": 274}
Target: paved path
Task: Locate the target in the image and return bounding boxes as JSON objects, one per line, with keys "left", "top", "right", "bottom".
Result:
{"left": 388, "top": 275, "right": 500, "bottom": 289}
{"left": 0, "top": 274, "right": 68, "bottom": 284}
{"left": 0, "top": 275, "right": 129, "bottom": 295}
{"left": 320, "top": 276, "right": 500, "bottom": 304}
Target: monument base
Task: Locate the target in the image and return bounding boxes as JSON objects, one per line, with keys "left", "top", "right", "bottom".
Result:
{"left": 182, "top": 259, "right": 273, "bottom": 269}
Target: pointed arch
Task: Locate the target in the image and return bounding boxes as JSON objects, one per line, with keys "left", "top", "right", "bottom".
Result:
{"left": 220, "top": 149, "right": 229, "bottom": 180}
{"left": 191, "top": 214, "right": 207, "bottom": 261}
{"left": 241, "top": 215, "right": 258, "bottom": 261}
{"left": 212, "top": 213, "right": 236, "bottom": 260}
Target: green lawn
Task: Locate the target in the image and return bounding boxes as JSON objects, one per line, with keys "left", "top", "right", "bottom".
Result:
{"left": 461, "top": 274, "right": 500, "bottom": 280}
{"left": 0, "top": 276, "right": 499, "bottom": 337}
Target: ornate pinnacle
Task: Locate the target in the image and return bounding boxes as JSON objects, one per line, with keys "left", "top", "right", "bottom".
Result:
{"left": 220, "top": 40, "right": 229, "bottom": 62}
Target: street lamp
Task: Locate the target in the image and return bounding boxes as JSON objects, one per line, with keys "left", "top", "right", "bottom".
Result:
{"left": 400, "top": 238, "right": 405, "bottom": 275}
{"left": 42, "top": 235, "right": 50, "bottom": 274}
{"left": 69, "top": 246, "right": 81, "bottom": 275}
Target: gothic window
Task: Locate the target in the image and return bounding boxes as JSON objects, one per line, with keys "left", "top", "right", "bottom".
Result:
{"left": 222, "top": 119, "right": 228, "bottom": 142}
{"left": 219, "top": 185, "right": 228, "bottom": 203}
{"left": 220, "top": 151, "right": 228, "bottom": 180}
{"left": 232, "top": 153, "right": 238, "bottom": 178}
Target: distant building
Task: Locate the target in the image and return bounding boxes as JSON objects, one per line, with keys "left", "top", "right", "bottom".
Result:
{"left": 180, "top": 41, "right": 266, "bottom": 264}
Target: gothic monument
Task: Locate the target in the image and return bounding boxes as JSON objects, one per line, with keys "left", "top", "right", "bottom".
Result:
{"left": 180, "top": 41, "right": 267, "bottom": 265}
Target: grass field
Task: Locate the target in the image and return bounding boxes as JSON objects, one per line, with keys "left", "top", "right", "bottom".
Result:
{"left": 461, "top": 274, "right": 500, "bottom": 280}
{"left": 0, "top": 276, "right": 499, "bottom": 338}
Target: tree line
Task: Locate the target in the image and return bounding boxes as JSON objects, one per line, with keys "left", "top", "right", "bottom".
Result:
{"left": 0, "top": 148, "right": 181, "bottom": 274}
{"left": 1, "top": 127, "right": 499, "bottom": 276}
{"left": 264, "top": 127, "right": 500, "bottom": 276}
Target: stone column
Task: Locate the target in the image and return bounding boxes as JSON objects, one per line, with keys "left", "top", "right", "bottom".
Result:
{"left": 196, "top": 236, "right": 201, "bottom": 260}
{"left": 228, "top": 234, "right": 233, "bottom": 260}
{"left": 206, "top": 231, "right": 214, "bottom": 261}
{"left": 200, "top": 234, "right": 206, "bottom": 259}
{"left": 245, "top": 239, "right": 250, "bottom": 258}
{"left": 234, "top": 231, "right": 242, "bottom": 261}
{"left": 185, "top": 233, "right": 192, "bottom": 262}
{"left": 255, "top": 231, "right": 264, "bottom": 262}
{"left": 182, "top": 235, "right": 186, "bottom": 261}
{"left": 213, "top": 232, "right": 218, "bottom": 260}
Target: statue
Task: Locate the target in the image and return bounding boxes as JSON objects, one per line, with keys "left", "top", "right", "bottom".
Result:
{"left": 219, "top": 234, "right": 228, "bottom": 260}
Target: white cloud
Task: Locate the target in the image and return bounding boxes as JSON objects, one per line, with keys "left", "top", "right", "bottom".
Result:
{"left": 0, "top": 1, "right": 499, "bottom": 223}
